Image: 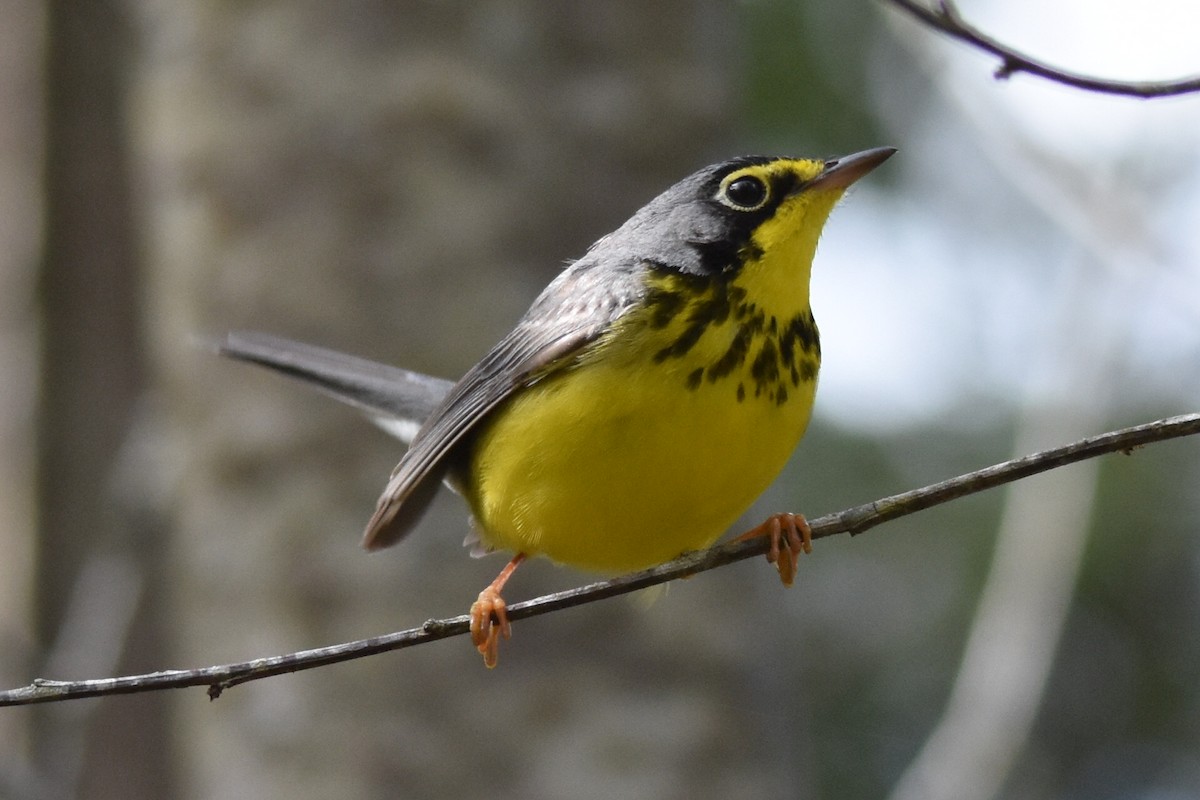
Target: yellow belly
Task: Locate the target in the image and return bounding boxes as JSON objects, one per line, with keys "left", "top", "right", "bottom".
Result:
{"left": 463, "top": 300, "right": 818, "bottom": 573}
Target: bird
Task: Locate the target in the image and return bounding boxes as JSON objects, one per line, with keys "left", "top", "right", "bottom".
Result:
{"left": 220, "top": 146, "right": 895, "bottom": 667}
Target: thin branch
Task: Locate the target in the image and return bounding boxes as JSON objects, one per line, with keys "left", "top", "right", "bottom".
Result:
{"left": 2, "top": 413, "right": 1197, "bottom": 707}
{"left": 883, "top": 0, "right": 1200, "bottom": 98}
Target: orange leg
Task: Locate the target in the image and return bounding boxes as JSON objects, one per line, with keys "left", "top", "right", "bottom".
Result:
{"left": 733, "top": 512, "right": 812, "bottom": 587}
{"left": 469, "top": 553, "right": 526, "bottom": 668}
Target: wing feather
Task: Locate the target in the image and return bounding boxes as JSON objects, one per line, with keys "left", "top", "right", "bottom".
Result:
{"left": 363, "top": 258, "right": 642, "bottom": 549}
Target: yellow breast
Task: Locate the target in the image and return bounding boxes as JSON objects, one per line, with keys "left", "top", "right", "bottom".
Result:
{"left": 463, "top": 266, "right": 821, "bottom": 573}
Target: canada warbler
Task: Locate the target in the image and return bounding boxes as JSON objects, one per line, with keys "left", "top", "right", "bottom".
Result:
{"left": 221, "top": 146, "right": 895, "bottom": 667}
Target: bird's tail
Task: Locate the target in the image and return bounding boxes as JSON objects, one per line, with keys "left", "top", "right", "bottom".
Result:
{"left": 216, "top": 331, "right": 453, "bottom": 445}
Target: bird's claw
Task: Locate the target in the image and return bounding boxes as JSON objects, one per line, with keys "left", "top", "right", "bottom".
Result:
{"left": 470, "top": 586, "right": 511, "bottom": 669}
{"left": 735, "top": 512, "right": 811, "bottom": 586}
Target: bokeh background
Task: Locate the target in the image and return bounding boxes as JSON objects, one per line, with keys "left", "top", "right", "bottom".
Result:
{"left": 2, "top": 1, "right": 1198, "bottom": 798}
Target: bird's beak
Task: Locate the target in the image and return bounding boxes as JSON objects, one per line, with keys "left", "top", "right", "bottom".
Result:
{"left": 808, "top": 146, "right": 897, "bottom": 191}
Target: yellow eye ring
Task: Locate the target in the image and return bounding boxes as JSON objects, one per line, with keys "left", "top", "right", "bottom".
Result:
{"left": 717, "top": 173, "right": 770, "bottom": 211}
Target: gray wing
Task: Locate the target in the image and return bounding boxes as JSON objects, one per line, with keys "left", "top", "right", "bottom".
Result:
{"left": 218, "top": 331, "right": 454, "bottom": 444}
{"left": 363, "top": 260, "right": 641, "bottom": 550}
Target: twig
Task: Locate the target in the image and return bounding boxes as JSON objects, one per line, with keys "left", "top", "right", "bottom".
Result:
{"left": 883, "top": 0, "right": 1200, "bottom": 98}
{"left": 2, "top": 413, "right": 1197, "bottom": 707}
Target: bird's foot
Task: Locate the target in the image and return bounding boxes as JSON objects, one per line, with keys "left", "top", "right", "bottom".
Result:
{"left": 468, "top": 553, "right": 525, "bottom": 668}
{"left": 733, "top": 512, "right": 811, "bottom": 587}
{"left": 470, "top": 586, "right": 511, "bottom": 669}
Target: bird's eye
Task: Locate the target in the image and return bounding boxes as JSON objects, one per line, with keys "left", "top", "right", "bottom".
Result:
{"left": 719, "top": 175, "right": 769, "bottom": 211}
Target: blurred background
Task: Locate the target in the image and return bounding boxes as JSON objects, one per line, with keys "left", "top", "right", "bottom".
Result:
{"left": 1, "top": 0, "right": 1198, "bottom": 798}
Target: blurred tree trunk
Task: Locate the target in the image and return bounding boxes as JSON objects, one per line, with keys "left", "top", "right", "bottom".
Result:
{"left": 34, "top": 0, "right": 173, "bottom": 798}
{"left": 133, "top": 2, "right": 731, "bottom": 797}
{"left": 0, "top": 0, "right": 42, "bottom": 791}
